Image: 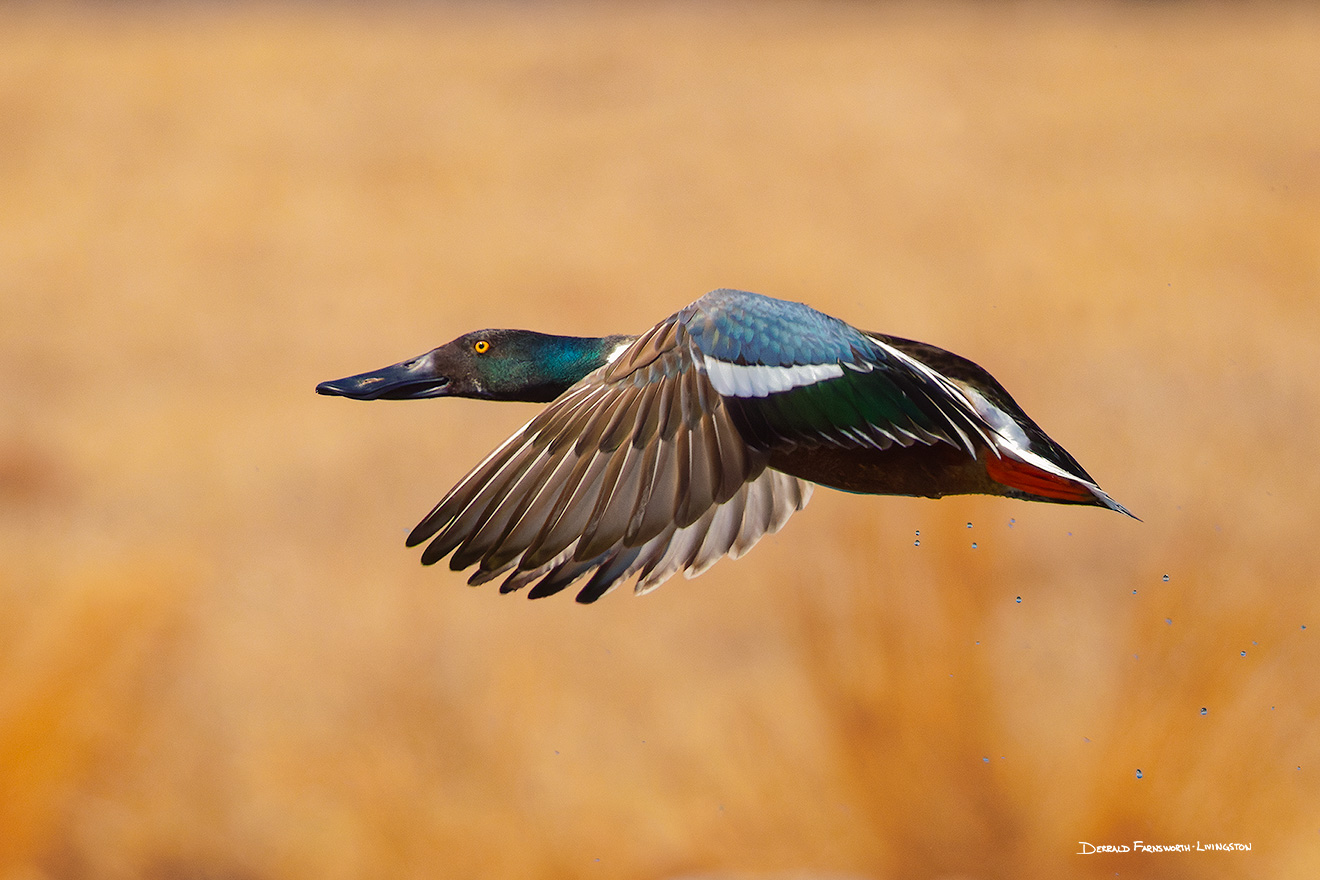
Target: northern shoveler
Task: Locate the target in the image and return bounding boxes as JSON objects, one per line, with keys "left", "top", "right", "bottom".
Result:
{"left": 318, "top": 289, "right": 1133, "bottom": 602}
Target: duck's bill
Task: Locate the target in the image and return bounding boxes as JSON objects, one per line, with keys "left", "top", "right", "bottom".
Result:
{"left": 316, "top": 351, "right": 450, "bottom": 401}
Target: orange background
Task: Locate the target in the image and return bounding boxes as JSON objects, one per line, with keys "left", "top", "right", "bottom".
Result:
{"left": 2, "top": 3, "right": 1317, "bottom": 878}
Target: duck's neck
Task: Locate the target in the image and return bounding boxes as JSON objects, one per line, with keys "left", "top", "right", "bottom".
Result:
{"left": 497, "top": 332, "right": 634, "bottom": 402}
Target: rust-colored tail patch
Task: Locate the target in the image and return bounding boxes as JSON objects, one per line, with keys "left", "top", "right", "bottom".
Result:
{"left": 985, "top": 452, "right": 1096, "bottom": 504}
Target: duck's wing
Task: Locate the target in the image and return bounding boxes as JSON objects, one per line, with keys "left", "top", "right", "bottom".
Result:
{"left": 407, "top": 312, "right": 812, "bottom": 602}
{"left": 683, "top": 289, "right": 1130, "bottom": 515}
{"left": 685, "top": 289, "right": 997, "bottom": 457}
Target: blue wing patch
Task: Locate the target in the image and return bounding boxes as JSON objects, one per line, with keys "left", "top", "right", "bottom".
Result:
{"left": 681, "top": 289, "right": 873, "bottom": 367}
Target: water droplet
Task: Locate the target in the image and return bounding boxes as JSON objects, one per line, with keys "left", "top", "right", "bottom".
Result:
{"left": 1067, "top": 531, "right": 1073, "bottom": 537}
{"left": 1015, "top": 596, "right": 1022, "bottom": 604}
{"left": 966, "top": 522, "right": 973, "bottom": 529}
{"left": 1132, "top": 589, "right": 1138, "bottom": 595}
{"left": 1135, "top": 769, "right": 1144, "bottom": 779}
{"left": 1240, "top": 650, "right": 1247, "bottom": 657}
{"left": 971, "top": 542, "right": 978, "bottom": 549}
{"left": 974, "top": 640, "right": 980, "bottom": 645}
{"left": 1200, "top": 707, "right": 1207, "bottom": 716}
{"left": 914, "top": 529, "right": 920, "bottom": 536}
{"left": 1162, "top": 574, "right": 1170, "bottom": 582}
{"left": 982, "top": 756, "right": 990, "bottom": 763}
{"left": 1008, "top": 518, "right": 1016, "bottom": 527}
{"left": 914, "top": 539, "right": 921, "bottom": 547}
{"left": 1165, "top": 618, "right": 1173, "bottom": 626}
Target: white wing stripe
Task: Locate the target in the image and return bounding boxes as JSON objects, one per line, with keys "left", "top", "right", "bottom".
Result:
{"left": 704, "top": 358, "right": 844, "bottom": 399}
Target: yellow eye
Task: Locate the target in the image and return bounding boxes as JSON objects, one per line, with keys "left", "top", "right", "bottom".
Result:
{"left": 474, "top": 340, "right": 490, "bottom": 354}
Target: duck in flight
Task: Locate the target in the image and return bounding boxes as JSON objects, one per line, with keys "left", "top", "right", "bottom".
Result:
{"left": 317, "top": 289, "right": 1133, "bottom": 603}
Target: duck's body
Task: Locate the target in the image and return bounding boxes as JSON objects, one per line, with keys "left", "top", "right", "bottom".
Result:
{"left": 318, "top": 289, "right": 1132, "bottom": 602}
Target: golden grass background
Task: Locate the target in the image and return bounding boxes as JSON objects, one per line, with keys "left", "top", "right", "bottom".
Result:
{"left": 2, "top": 2, "right": 1318, "bottom": 878}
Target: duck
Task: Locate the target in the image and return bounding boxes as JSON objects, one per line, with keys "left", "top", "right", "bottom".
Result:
{"left": 317, "top": 288, "right": 1133, "bottom": 603}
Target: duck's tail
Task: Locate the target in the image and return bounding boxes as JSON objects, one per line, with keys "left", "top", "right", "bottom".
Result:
{"left": 984, "top": 449, "right": 1138, "bottom": 519}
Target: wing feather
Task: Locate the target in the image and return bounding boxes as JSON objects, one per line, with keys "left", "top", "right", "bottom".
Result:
{"left": 412, "top": 312, "right": 811, "bottom": 599}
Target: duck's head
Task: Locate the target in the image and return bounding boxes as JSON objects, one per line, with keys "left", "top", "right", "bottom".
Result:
{"left": 317, "top": 330, "right": 634, "bottom": 404}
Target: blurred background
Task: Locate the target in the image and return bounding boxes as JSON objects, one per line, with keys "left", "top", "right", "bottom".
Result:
{"left": 2, "top": 2, "right": 1317, "bottom": 878}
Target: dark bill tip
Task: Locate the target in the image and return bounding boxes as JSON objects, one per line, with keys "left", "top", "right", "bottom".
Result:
{"left": 315, "top": 351, "right": 451, "bottom": 401}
